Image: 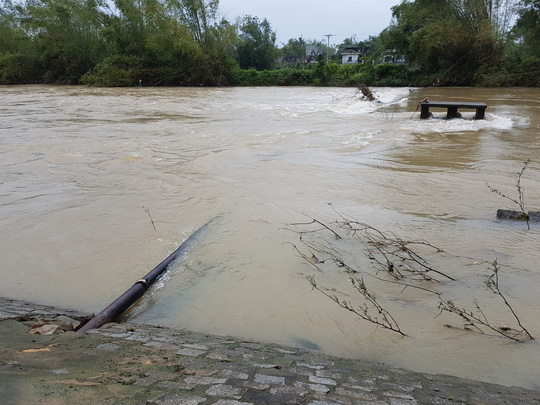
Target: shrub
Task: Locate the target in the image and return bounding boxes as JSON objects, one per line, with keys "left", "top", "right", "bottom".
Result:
{"left": 0, "top": 54, "right": 43, "bottom": 84}
{"left": 81, "top": 55, "right": 140, "bottom": 86}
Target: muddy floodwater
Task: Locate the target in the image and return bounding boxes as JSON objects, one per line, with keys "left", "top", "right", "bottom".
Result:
{"left": 1, "top": 85, "right": 539, "bottom": 390}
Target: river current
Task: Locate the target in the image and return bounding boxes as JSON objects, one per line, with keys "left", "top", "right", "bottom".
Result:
{"left": 1, "top": 85, "right": 539, "bottom": 389}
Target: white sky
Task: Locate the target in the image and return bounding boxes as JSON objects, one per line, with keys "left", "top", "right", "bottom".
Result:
{"left": 218, "top": 0, "right": 403, "bottom": 46}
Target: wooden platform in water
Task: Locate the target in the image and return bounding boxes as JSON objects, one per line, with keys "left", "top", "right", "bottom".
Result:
{"left": 420, "top": 101, "right": 487, "bottom": 119}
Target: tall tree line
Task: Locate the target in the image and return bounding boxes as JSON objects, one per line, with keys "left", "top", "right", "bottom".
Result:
{"left": 379, "top": 0, "right": 539, "bottom": 85}
{"left": 0, "top": 0, "right": 538, "bottom": 86}
{"left": 0, "top": 0, "right": 277, "bottom": 85}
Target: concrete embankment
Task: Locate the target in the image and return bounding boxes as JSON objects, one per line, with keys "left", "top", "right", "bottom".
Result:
{"left": 1, "top": 297, "right": 539, "bottom": 405}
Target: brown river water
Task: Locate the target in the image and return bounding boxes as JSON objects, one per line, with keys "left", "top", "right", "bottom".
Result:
{"left": 1, "top": 85, "right": 539, "bottom": 389}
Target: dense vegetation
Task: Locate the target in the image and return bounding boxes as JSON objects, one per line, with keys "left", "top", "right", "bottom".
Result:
{"left": 380, "top": 0, "right": 540, "bottom": 86}
{"left": 0, "top": 0, "right": 538, "bottom": 86}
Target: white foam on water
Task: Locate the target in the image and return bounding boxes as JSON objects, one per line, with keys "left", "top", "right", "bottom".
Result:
{"left": 406, "top": 112, "right": 515, "bottom": 134}
{"left": 330, "top": 87, "right": 417, "bottom": 115}
{"left": 373, "top": 87, "right": 419, "bottom": 104}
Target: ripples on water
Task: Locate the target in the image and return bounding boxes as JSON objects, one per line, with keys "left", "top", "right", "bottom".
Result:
{"left": 1, "top": 85, "right": 539, "bottom": 389}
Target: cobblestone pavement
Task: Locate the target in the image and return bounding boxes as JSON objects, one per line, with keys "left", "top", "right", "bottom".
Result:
{"left": 1, "top": 297, "right": 539, "bottom": 405}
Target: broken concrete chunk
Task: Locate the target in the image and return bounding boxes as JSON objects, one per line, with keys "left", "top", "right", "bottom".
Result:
{"left": 29, "top": 324, "right": 60, "bottom": 335}
{"left": 55, "top": 315, "right": 81, "bottom": 331}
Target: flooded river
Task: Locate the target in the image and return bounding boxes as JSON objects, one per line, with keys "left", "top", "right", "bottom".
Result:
{"left": 1, "top": 85, "right": 539, "bottom": 389}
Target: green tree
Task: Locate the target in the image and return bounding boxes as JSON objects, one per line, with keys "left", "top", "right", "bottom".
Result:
{"left": 84, "top": 0, "right": 237, "bottom": 86}
{"left": 20, "top": 0, "right": 111, "bottom": 83}
{"left": 144, "top": 0, "right": 236, "bottom": 84}
{"left": 103, "top": 0, "right": 156, "bottom": 57}
{"left": 280, "top": 36, "right": 306, "bottom": 63}
{"left": 235, "top": 15, "right": 276, "bottom": 70}
{"left": 164, "top": 0, "right": 218, "bottom": 45}
{"left": 335, "top": 36, "right": 359, "bottom": 58}
{"left": 380, "top": 0, "right": 519, "bottom": 84}
{"left": 1, "top": 1, "right": 32, "bottom": 54}
{"left": 513, "top": 0, "right": 540, "bottom": 57}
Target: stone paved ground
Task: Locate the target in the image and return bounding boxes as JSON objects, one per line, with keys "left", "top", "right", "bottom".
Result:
{"left": 1, "top": 297, "right": 539, "bottom": 405}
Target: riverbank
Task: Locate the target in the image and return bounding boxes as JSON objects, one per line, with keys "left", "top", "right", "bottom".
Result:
{"left": 1, "top": 297, "right": 539, "bottom": 405}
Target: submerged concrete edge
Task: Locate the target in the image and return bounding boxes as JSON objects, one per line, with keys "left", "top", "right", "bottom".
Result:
{"left": 1, "top": 297, "right": 539, "bottom": 405}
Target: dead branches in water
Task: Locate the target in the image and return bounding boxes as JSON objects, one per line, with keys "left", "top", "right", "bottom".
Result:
{"left": 438, "top": 259, "right": 534, "bottom": 342}
{"left": 487, "top": 159, "right": 532, "bottom": 229}
{"left": 308, "top": 274, "right": 405, "bottom": 336}
{"left": 335, "top": 219, "right": 453, "bottom": 282}
{"left": 357, "top": 83, "right": 377, "bottom": 101}
{"left": 143, "top": 206, "right": 156, "bottom": 231}
{"left": 287, "top": 206, "right": 534, "bottom": 341}
{"left": 484, "top": 260, "right": 534, "bottom": 340}
{"left": 438, "top": 261, "right": 534, "bottom": 342}
{"left": 293, "top": 206, "right": 453, "bottom": 283}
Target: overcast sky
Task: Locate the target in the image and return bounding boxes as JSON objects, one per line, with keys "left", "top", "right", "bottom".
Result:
{"left": 218, "top": 0, "right": 403, "bottom": 46}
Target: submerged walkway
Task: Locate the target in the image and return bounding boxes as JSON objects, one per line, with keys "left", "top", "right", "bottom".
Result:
{"left": 1, "top": 297, "right": 539, "bottom": 405}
